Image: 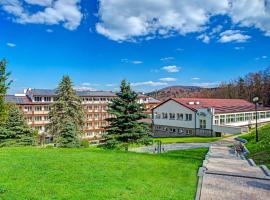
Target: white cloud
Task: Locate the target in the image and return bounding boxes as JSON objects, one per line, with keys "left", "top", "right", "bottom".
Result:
{"left": 96, "top": 0, "right": 270, "bottom": 42}
{"left": 193, "top": 81, "right": 220, "bottom": 88}
{"left": 218, "top": 30, "right": 251, "bottom": 43}
{"left": 234, "top": 46, "right": 245, "bottom": 50}
{"left": 255, "top": 55, "right": 268, "bottom": 60}
{"left": 131, "top": 81, "right": 168, "bottom": 87}
{"left": 105, "top": 83, "right": 116, "bottom": 87}
{"left": 121, "top": 59, "right": 143, "bottom": 64}
{"left": 159, "top": 77, "right": 177, "bottom": 82}
{"left": 96, "top": 0, "right": 228, "bottom": 41}
{"left": 162, "top": 65, "right": 180, "bottom": 73}
{"left": 6, "top": 42, "right": 16, "bottom": 47}
{"left": 24, "top": 0, "right": 53, "bottom": 6}
{"left": 81, "top": 83, "right": 100, "bottom": 86}
{"left": 176, "top": 48, "right": 184, "bottom": 51}
{"left": 131, "top": 60, "right": 143, "bottom": 64}
{"left": 197, "top": 34, "right": 210, "bottom": 43}
{"left": 192, "top": 77, "right": 200, "bottom": 80}
{"left": 46, "top": 28, "right": 53, "bottom": 33}
{"left": 0, "top": 0, "right": 82, "bottom": 30}
{"left": 160, "top": 57, "right": 174, "bottom": 62}
{"left": 74, "top": 86, "right": 97, "bottom": 91}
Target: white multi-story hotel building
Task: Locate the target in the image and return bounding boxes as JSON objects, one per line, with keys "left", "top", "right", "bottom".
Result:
{"left": 5, "top": 89, "right": 160, "bottom": 139}
{"left": 152, "top": 98, "right": 270, "bottom": 137}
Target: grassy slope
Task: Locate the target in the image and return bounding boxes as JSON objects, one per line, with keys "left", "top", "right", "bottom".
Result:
{"left": 153, "top": 137, "right": 222, "bottom": 144}
{"left": 241, "top": 124, "right": 270, "bottom": 168}
{"left": 0, "top": 147, "right": 207, "bottom": 200}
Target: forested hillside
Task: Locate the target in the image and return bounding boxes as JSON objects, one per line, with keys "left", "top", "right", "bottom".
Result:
{"left": 148, "top": 67, "right": 270, "bottom": 106}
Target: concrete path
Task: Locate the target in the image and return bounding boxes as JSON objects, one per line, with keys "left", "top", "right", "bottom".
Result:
{"left": 197, "top": 137, "right": 270, "bottom": 200}
{"left": 129, "top": 142, "right": 210, "bottom": 153}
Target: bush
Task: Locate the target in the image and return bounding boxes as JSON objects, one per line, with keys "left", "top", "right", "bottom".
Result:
{"left": 102, "top": 139, "right": 120, "bottom": 149}
{"left": 80, "top": 139, "right": 89, "bottom": 148}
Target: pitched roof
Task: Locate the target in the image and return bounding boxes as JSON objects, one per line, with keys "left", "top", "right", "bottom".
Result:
{"left": 172, "top": 98, "right": 270, "bottom": 114}
{"left": 4, "top": 95, "right": 32, "bottom": 104}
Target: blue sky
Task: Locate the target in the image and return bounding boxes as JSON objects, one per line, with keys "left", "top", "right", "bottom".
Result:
{"left": 1, "top": 0, "right": 270, "bottom": 94}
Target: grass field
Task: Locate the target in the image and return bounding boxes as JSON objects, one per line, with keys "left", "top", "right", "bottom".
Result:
{"left": 153, "top": 137, "right": 222, "bottom": 144}
{"left": 241, "top": 123, "right": 270, "bottom": 168}
{"left": 0, "top": 147, "right": 207, "bottom": 200}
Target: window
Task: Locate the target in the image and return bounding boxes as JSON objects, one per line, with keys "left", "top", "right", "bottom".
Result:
{"left": 266, "top": 111, "right": 270, "bottom": 118}
{"left": 35, "top": 106, "right": 42, "bottom": 111}
{"left": 44, "top": 97, "right": 51, "bottom": 102}
{"left": 44, "top": 116, "right": 49, "bottom": 121}
{"left": 155, "top": 113, "right": 161, "bottom": 119}
{"left": 200, "top": 119, "right": 206, "bottom": 129}
{"left": 34, "top": 96, "right": 42, "bottom": 102}
{"left": 226, "top": 114, "right": 235, "bottom": 123}
{"left": 36, "top": 126, "right": 43, "bottom": 131}
{"left": 87, "top": 132, "right": 94, "bottom": 136}
{"left": 34, "top": 116, "right": 42, "bottom": 121}
{"left": 24, "top": 106, "right": 32, "bottom": 112}
{"left": 94, "top": 114, "right": 99, "bottom": 119}
{"left": 245, "top": 113, "right": 252, "bottom": 121}
{"left": 162, "top": 113, "right": 168, "bottom": 119}
{"left": 214, "top": 116, "right": 219, "bottom": 125}
{"left": 260, "top": 112, "right": 266, "bottom": 119}
{"left": 44, "top": 106, "right": 50, "bottom": 111}
{"left": 220, "top": 115, "right": 225, "bottom": 125}
{"left": 177, "top": 113, "right": 183, "bottom": 120}
{"left": 169, "top": 113, "right": 175, "bottom": 120}
{"left": 185, "top": 114, "right": 192, "bottom": 121}
{"left": 27, "top": 117, "right": 32, "bottom": 122}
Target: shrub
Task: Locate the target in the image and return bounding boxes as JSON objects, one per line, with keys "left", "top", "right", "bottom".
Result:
{"left": 80, "top": 139, "right": 89, "bottom": 148}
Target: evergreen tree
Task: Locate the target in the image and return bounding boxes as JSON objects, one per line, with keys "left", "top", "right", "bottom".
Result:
{"left": 48, "top": 76, "right": 84, "bottom": 145}
{"left": 0, "top": 103, "right": 35, "bottom": 146}
{"left": 0, "top": 59, "right": 12, "bottom": 125}
{"left": 105, "top": 80, "right": 149, "bottom": 148}
{"left": 58, "top": 121, "right": 79, "bottom": 148}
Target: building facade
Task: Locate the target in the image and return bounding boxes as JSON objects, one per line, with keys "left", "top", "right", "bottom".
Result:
{"left": 5, "top": 89, "right": 160, "bottom": 139}
{"left": 152, "top": 98, "right": 270, "bottom": 137}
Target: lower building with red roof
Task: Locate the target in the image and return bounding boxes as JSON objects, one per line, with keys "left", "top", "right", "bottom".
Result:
{"left": 152, "top": 98, "right": 270, "bottom": 137}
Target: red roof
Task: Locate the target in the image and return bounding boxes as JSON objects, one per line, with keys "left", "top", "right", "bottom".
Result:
{"left": 172, "top": 98, "right": 270, "bottom": 114}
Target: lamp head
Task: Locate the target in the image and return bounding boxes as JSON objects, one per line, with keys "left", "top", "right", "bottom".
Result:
{"left": 252, "top": 97, "right": 259, "bottom": 103}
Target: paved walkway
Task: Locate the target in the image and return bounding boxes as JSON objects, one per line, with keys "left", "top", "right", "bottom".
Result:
{"left": 197, "top": 137, "right": 270, "bottom": 200}
{"left": 129, "top": 142, "right": 210, "bottom": 153}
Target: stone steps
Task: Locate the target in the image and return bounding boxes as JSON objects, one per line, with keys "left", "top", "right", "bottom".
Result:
{"left": 197, "top": 143, "right": 270, "bottom": 200}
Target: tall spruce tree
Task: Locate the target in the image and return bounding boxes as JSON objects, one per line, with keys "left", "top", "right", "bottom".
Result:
{"left": 105, "top": 80, "right": 149, "bottom": 148}
{"left": 0, "top": 103, "right": 35, "bottom": 146}
{"left": 48, "top": 76, "right": 84, "bottom": 147}
{"left": 0, "top": 59, "right": 12, "bottom": 125}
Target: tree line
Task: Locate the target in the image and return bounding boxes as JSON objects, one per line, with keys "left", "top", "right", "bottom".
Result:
{"left": 199, "top": 67, "right": 270, "bottom": 106}
{"left": 0, "top": 59, "right": 150, "bottom": 149}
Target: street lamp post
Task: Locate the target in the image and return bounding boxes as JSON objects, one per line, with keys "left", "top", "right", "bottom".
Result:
{"left": 252, "top": 97, "right": 259, "bottom": 142}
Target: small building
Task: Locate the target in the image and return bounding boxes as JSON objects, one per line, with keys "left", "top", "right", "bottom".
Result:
{"left": 152, "top": 98, "right": 270, "bottom": 137}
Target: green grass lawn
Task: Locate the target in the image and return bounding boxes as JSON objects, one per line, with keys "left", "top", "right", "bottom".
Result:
{"left": 153, "top": 137, "right": 222, "bottom": 144}
{"left": 240, "top": 123, "right": 270, "bottom": 168}
{"left": 0, "top": 147, "right": 207, "bottom": 200}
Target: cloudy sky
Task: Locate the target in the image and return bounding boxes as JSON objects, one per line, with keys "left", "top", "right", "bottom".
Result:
{"left": 1, "top": 0, "right": 270, "bottom": 93}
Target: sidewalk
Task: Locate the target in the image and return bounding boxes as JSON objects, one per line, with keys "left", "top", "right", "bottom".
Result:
{"left": 196, "top": 137, "right": 270, "bottom": 200}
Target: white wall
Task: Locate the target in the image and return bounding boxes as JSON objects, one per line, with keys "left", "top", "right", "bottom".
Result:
{"left": 196, "top": 108, "right": 213, "bottom": 130}
{"left": 153, "top": 100, "right": 196, "bottom": 129}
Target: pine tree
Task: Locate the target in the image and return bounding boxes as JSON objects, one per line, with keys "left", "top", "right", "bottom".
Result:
{"left": 0, "top": 103, "right": 35, "bottom": 146}
{"left": 0, "top": 59, "right": 12, "bottom": 125}
{"left": 105, "top": 80, "right": 149, "bottom": 148}
{"left": 58, "top": 122, "right": 79, "bottom": 148}
{"left": 48, "top": 76, "right": 84, "bottom": 146}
